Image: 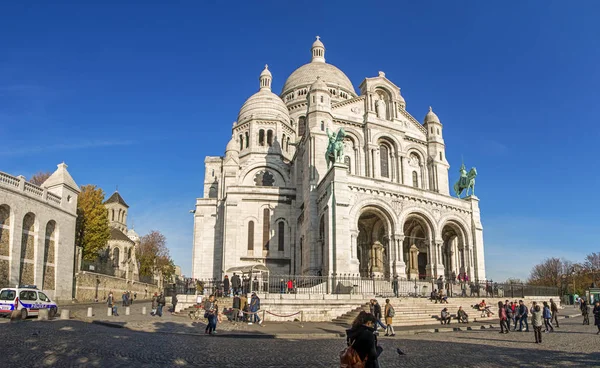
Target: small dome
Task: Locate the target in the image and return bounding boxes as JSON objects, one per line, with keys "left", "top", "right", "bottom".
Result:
{"left": 312, "top": 35, "right": 324, "bottom": 49}
{"left": 238, "top": 66, "right": 290, "bottom": 123}
{"left": 424, "top": 106, "right": 441, "bottom": 125}
{"left": 310, "top": 76, "right": 329, "bottom": 92}
{"left": 225, "top": 135, "right": 239, "bottom": 153}
{"left": 127, "top": 228, "right": 140, "bottom": 243}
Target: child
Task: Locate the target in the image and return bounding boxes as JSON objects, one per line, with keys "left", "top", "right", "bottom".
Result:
{"left": 542, "top": 301, "right": 554, "bottom": 332}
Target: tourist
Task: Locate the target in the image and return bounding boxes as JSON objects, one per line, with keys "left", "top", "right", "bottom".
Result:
{"left": 436, "top": 276, "right": 444, "bottom": 293}
{"left": 231, "top": 273, "right": 241, "bottom": 295}
{"left": 498, "top": 301, "right": 509, "bottom": 334}
{"left": 232, "top": 293, "right": 241, "bottom": 321}
{"left": 151, "top": 292, "right": 158, "bottom": 316}
{"left": 204, "top": 295, "right": 218, "bottom": 335}
{"left": 542, "top": 301, "right": 554, "bottom": 332}
{"left": 345, "top": 311, "right": 382, "bottom": 368}
{"left": 240, "top": 293, "right": 249, "bottom": 322}
{"left": 122, "top": 291, "right": 128, "bottom": 307}
{"left": 107, "top": 291, "right": 118, "bottom": 316}
{"left": 250, "top": 292, "right": 262, "bottom": 325}
{"left": 505, "top": 300, "right": 514, "bottom": 330}
{"left": 593, "top": 301, "right": 600, "bottom": 334}
{"left": 287, "top": 279, "right": 293, "bottom": 294}
{"left": 157, "top": 292, "right": 166, "bottom": 317}
{"left": 223, "top": 275, "right": 230, "bottom": 297}
{"left": 460, "top": 280, "right": 467, "bottom": 297}
{"left": 392, "top": 275, "right": 399, "bottom": 298}
{"left": 457, "top": 306, "right": 468, "bottom": 323}
{"left": 478, "top": 300, "right": 490, "bottom": 317}
{"left": 371, "top": 299, "right": 386, "bottom": 332}
{"left": 517, "top": 300, "right": 529, "bottom": 332}
{"left": 438, "top": 288, "right": 448, "bottom": 304}
{"left": 430, "top": 289, "right": 438, "bottom": 303}
{"left": 133, "top": 292, "right": 137, "bottom": 303}
{"left": 172, "top": 294, "right": 178, "bottom": 313}
{"left": 440, "top": 307, "right": 451, "bottom": 324}
{"left": 531, "top": 303, "right": 543, "bottom": 343}
{"left": 550, "top": 298, "right": 559, "bottom": 328}
{"left": 580, "top": 298, "right": 589, "bottom": 325}
{"left": 384, "top": 299, "right": 395, "bottom": 336}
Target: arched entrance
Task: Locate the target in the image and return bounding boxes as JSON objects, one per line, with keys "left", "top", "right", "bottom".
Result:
{"left": 357, "top": 207, "right": 393, "bottom": 278}
{"left": 402, "top": 214, "right": 433, "bottom": 280}
{"left": 441, "top": 221, "right": 467, "bottom": 281}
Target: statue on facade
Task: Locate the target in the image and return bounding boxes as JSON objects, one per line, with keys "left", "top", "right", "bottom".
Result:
{"left": 326, "top": 127, "right": 346, "bottom": 168}
{"left": 375, "top": 96, "right": 387, "bottom": 119}
{"left": 453, "top": 163, "right": 477, "bottom": 198}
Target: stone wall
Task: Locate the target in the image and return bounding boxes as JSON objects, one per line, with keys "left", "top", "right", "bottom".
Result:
{"left": 75, "top": 271, "right": 160, "bottom": 302}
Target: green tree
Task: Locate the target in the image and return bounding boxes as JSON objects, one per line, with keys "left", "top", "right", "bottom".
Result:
{"left": 76, "top": 185, "right": 110, "bottom": 261}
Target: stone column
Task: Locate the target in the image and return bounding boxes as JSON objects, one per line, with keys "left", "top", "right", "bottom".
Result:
{"left": 391, "top": 234, "right": 406, "bottom": 278}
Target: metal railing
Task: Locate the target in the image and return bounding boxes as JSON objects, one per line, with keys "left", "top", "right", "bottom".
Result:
{"left": 170, "top": 275, "right": 559, "bottom": 299}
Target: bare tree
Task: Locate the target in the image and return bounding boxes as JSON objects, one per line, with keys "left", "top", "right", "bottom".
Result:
{"left": 29, "top": 171, "right": 52, "bottom": 186}
{"left": 584, "top": 252, "right": 600, "bottom": 286}
{"left": 528, "top": 257, "right": 565, "bottom": 288}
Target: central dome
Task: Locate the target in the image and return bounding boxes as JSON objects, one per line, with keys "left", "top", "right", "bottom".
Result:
{"left": 281, "top": 36, "right": 355, "bottom": 97}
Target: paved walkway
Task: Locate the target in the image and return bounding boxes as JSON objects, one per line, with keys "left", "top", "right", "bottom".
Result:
{"left": 64, "top": 302, "right": 582, "bottom": 339}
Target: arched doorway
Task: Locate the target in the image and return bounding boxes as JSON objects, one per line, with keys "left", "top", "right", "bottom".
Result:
{"left": 357, "top": 207, "right": 393, "bottom": 278}
{"left": 441, "top": 221, "right": 467, "bottom": 281}
{"left": 402, "top": 215, "right": 433, "bottom": 280}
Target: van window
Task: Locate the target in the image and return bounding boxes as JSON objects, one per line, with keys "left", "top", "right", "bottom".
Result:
{"left": 38, "top": 292, "right": 50, "bottom": 302}
{"left": 0, "top": 290, "right": 16, "bottom": 300}
{"left": 19, "top": 290, "right": 37, "bottom": 301}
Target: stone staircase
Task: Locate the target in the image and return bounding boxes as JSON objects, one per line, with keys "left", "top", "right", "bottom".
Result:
{"left": 331, "top": 296, "right": 559, "bottom": 327}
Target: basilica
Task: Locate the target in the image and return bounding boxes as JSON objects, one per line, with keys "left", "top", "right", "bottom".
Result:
{"left": 192, "top": 37, "right": 486, "bottom": 282}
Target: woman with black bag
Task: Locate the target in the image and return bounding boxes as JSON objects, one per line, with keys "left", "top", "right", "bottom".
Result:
{"left": 343, "top": 311, "right": 382, "bottom": 368}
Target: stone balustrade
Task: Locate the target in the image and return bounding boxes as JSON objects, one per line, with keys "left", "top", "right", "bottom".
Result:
{"left": 0, "top": 171, "right": 63, "bottom": 209}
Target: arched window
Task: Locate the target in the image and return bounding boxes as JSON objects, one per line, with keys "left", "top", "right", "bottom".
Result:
{"left": 320, "top": 121, "right": 325, "bottom": 131}
{"left": 259, "top": 129, "right": 265, "bottom": 146}
{"left": 239, "top": 134, "right": 243, "bottom": 151}
{"left": 286, "top": 137, "right": 290, "bottom": 152}
{"left": 111, "top": 209, "right": 115, "bottom": 221}
{"left": 298, "top": 116, "right": 306, "bottom": 137}
{"left": 320, "top": 95, "right": 324, "bottom": 103}
{"left": 412, "top": 171, "right": 419, "bottom": 188}
{"left": 245, "top": 132, "right": 249, "bottom": 148}
{"left": 344, "top": 156, "right": 351, "bottom": 173}
{"left": 439, "top": 152, "right": 443, "bottom": 160}
{"left": 299, "top": 237, "right": 304, "bottom": 267}
{"left": 263, "top": 208, "right": 270, "bottom": 250}
{"left": 380, "top": 145, "right": 389, "bottom": 178}
{"left": 113, "top": 248, "right": 120, "bottom": 268}
{"left": 267, "top": 130, "right": 273, "bottom": 146}
{"left": 282, "top": 134, "right": 286, "bottom": 150}
{"left": 278, "top": 221, "right": 285, "bottom": 251}
{"left": 437, "top": 128, "right": 440, "bottom": 135}
{"left": 247, "top": 221, "right": 254, "bottom": 250}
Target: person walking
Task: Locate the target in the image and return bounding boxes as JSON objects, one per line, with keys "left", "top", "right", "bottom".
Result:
{"left": 517, "top": 300, "right": 529, "bottom": 332}
{"left": 223, "top": 275, "right": 230, "bottom": 297}
{"left": 172, "top": 294, "right": 178, "bottom": 313}
{"left": 581, "top": 298, "right": 590, "bottom": 325}
{"left": 392, "top": 275, "right": 399, "bottom": 298}
{"left": 531, "top": 303, "right": 543, "bottom": 343}
{"left": 593, "top": 301, "right": 600, "bottom": 334}
{"left": 505, "top": 300, "right": 514, "bottom": 330}
{"left": 498, "top": 301, "right": 509, "bottom": 334}
{"left": 231, "top": 273, "right": 241, "bottom": 295}
{"left": 151, "top": 292, "right": 158, "bottom": 316}
{"left": 232, "top": 293, "right": 241, "bottom": 322}
{"left": 250, "top": 292, "right": 262, "bottom": 325}
{"left": 550, "top": 298, "right": 559, "bottom": 328}
{"left": 384, "top": 299, "right": 396, "bottom": 336}
{"left": 371, "top": 299, "right": 386, "bottom": 332}
{"left": 542, "top": 301, "right": 554, "bottom": 332}
{"left": 107, "top": 291, "right": 118, "bottom": 316}
{"left": 345, "top": 311, "right": 382, "bottom": 368}
{"left": 204, "top": 295, "right": 218, "bottom": 335}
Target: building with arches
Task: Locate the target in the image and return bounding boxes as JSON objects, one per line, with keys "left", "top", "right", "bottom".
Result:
{"left": 0, "top": 163, "right": 79, "bottom": 300}
{"left": 192, "top": 37, "right": 486, "bottom": 282}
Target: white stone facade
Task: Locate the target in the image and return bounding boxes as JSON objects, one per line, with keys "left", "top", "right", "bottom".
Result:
{"left": 0, "top": 163, "right": 80, "bottom": 301}
{"left": 193, "top": 38, "right": 486, "bottom": 282}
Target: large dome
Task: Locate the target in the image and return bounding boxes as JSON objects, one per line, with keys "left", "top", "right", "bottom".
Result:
{"left": 282, "top": 62, "right": 355, "bottom": 95}
{"left": 281, "top": 36, "right": 355, "bottom": 96}
{"left": 238, "top": 65, "right": 290, "bottom": 123}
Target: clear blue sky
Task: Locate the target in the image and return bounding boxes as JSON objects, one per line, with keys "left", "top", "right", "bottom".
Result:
{"left": 2, "top": 1, "right": 599, "bottom": 281}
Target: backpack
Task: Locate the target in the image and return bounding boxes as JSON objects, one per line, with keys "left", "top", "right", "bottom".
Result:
{"left": 388, "top": 306, "right": 395, "bottom": 318}
{"left": 340, "top": 340, "right": 365, "bottom": 368}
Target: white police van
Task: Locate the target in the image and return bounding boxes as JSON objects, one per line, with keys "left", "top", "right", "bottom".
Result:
{"left": 0, "top": 285, "right": 58, "bottom": 319}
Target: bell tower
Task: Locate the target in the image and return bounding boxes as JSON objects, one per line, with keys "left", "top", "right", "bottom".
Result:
{"left": 424, "top": 107, "right": 450, "bottom": 195}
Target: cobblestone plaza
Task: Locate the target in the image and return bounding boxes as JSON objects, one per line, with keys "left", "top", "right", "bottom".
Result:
{"left": 1, "top": 313, "right": 597, "bottom": 367}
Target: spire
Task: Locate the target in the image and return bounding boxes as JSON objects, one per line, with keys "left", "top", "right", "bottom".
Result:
{"left": 311, "top": 36, "right": 325, "bottom": 63}
{"left": 259, "top": 64, "right": 272, "bottom": 91}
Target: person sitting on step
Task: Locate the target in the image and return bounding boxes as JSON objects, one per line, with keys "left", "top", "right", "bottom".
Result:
{"left": 457, "top": 306, "right": 469, "bottom": 323}
{"left": 440, "top": 308, "right": 451, "bottom": 324}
